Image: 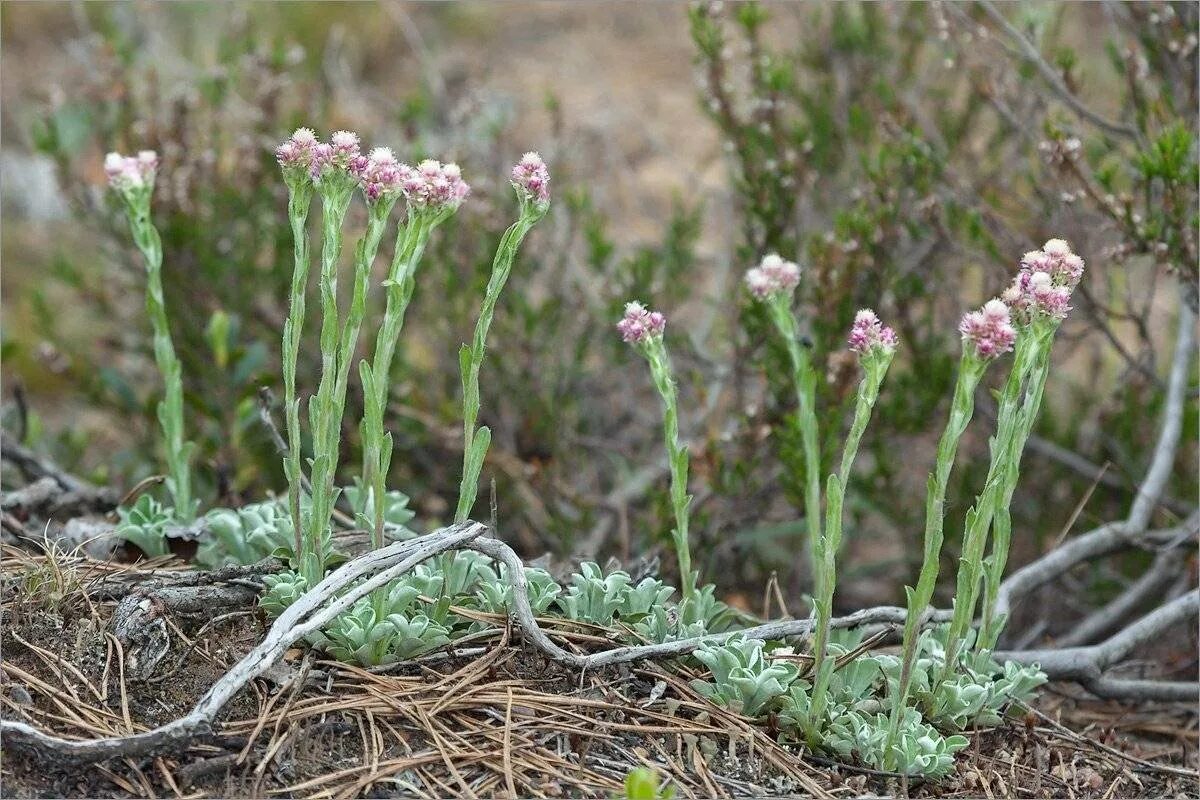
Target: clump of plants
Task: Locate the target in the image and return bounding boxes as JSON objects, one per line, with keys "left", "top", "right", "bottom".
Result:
{"left": 102, "top": 126, "right": 1079, "bottom": 779}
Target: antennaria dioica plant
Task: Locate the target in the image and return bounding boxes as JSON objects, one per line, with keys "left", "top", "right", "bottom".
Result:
{"left": 805, "top": 310, "right": 896, "bottom": 744}
{"left": 105, "top": 151, "right": 199, "bottom": 548}
{"left": 454, "top": 153, "right": 551, "bottom": 523}
{"left": 881, "top": 298, "right": 1016, "bottom": 767}
{"left": 942, "top": 241, "right": 1086, "bottom": 667}
{"left": 748, "top": 254, "right": 822, "bottom": 577}
{"left": 361, "top": 158, "right": 468, "bottom": 549}
{"left": 277, "top": 130, "right": 318, "bottom": 562}
{"left": 617, "top": 302, "right": 696, "bottom": 603}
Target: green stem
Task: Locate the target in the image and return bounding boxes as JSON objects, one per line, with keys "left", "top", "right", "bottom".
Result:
{"left": 454, "top": 202, "right": 545, "bottom": 523}
{"left": 361, "top": 211, "right": 436, "bottom": 549}
{"left": 978, "top": 322, "right": 1057, "bottom": 650}
{"left": 883, "top": 348, "right": 987, "bottom": 770}
{"left": 807, "top": 352, "right": 891, "bottom": 741}
{"left": 125, "top": 200, "right": 196, "bottom": 522}
{"left": 764, "top": 296, "right": 822, "bottom": 586}
{"left": 938, "top": 330, "right": 1045, "bottom": 681}
{"left": 281, "top": 180, "right": 314, "bottom": 559}
{"left": 305, "top": 185, "right": 393, "bottom": 582}
{"left": 644, "top": 338, "right": 696, "bottom": 602}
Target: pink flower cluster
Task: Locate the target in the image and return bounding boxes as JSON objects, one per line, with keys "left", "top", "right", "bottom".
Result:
{"left": 275, "top": 127, "right": 320, "bottom": 173}
{"left": 397, "top": 159, "right": 471, "bottom": 210}
{"left": 351, "top": 147, "right": 405, "bottom": 203}
{"left": 847, "top": 309, "right": 898, "bottom": 356}
{"left": 105, "top": 150, "right": 158, "bottom": 191}
{"left": 616, "top": 301, "right": 666, "bottom": 344}
{"left": 308, "top": 130, "right": 362, "bottom": 180}
{"left": 744, "top": 254, "right": 801, "bottom": 299}
{"left": 511, "top": 152, "right": 550, "bottom": 204}
{"left": 1001, "top": 238, "right": 1085, "bottom": 322}
{"left": 958, "top": 299, "right": 1017, "bottom": 359}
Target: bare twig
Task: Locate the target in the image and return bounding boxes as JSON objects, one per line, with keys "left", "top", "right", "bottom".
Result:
{"left": 976, "top": 0, "right": 1142, "bottom": 142}
{"left": 1, "top": 431, "right": 94, "bottom": 493}
{"left": 1055, "top": 542, "right": 1190, "bottom": 647}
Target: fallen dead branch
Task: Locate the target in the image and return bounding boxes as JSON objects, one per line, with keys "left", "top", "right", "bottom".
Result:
{"left": 993, "top": 590, "right": 1199, "bottom": 702}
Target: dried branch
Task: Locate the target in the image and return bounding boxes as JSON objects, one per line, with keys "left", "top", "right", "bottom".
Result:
{"left": 1126, "top": 294, "right": 1196, "bottom": 532}
{"left": 976, "top": 0, "right": 1142, "bottom": 142}
{"left": 991, "top": 513, "right": 1198, "bottom": 625}
{"left": 0, "top": 431, "right": 95, "bottom": 493}
{"left": 0, "top": 521, "right": 486, "bottom": 764}
{"left": 1055, "top": 542, "right": 1190, "bottom": 647}
{"left": 994, "top": 590, "right": 1199, "bottom": 701}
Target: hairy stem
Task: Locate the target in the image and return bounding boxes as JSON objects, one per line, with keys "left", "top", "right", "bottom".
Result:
{"left": 281, "top": 181, "right": 315, "bottom": 558}
{"left": 884, "top": 348, "right": 986, "bottom": 770}
{"left": 126, "top": 201, "right": 196, "bottom": 525}
{"left": 644, "top": 338, "right": 696, "bottom": 602}
{"left": 454, "top": 202, "right": 544, "bottom": 523}
{"left": 764, "top": 297, "right": 822, "bottom": 587}
{"left": 939, "top": 327, "right": 1046, "bottom": 677}
{"left": 807, "top": 352, "right": 891, "bottom": 742}
{"left": 361, "top": 211, "right": 436, "bottom": 549}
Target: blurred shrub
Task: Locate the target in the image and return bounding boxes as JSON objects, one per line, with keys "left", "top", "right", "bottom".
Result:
{"left": 687, "top": 1, "right": 1196, "bottom": 603}
{"left": 3, "top": 3, "right": 1195, "bottom": 609}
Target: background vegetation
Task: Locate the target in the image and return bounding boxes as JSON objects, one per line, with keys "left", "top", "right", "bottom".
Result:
{"left": 2, "top": 1, "right": 1195, "bottom": 617}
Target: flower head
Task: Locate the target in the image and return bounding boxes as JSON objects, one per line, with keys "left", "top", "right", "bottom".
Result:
{"left": 1018, "top": 238, "right": 1085, "bottom": 289}
{"left": 848, "top": 309, "right": 898, "bottom": 356}
{"left": 355, "top": 146, "right": 405, "bottom": 203}
{"left": 744, "top": 254, "right": 801, "bottom": 299}
{"left": 1008, "top": 238, "right": 1085, "bottom": 323}
{"left": 511, "top": 151, "right": 550, "bottom": 205}
{"left": 275, "top": 127, "right": 319, "bottom": 174}
{"left": 616, "top": 301, "right": 666, "bottom": 344}
{"left": 959, "top": 299, "right": 1017, "bottom": 359}
{"left": 399, "top": 158, "right": 470, "bottom": 210}
{"left": 105, "top": 150, "right": 158, "bottom": 192}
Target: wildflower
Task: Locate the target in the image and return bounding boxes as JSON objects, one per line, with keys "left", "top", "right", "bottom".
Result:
{"left": 511, "top": 151, "right": 551, "bottom": 204}
{"left": 616, "top": 301, "right": 667, "bottom": 344}
{"left": 330, "top": 130, "right": 360, "bottom": 159}
{"left": 1007, "top": 238, "right": 1085, "bottom": 323}
{"left": 958, "top": 299, "right": 1016, "bottom": 359}
{"left": 745, "top": 254, "right": 801, "bottom": 299}
{"left": 847, "top": 309, "right": 898, "bottom": 356}
{"left": 275, "top": 128, "right": 318, "bottom": 173}
{"left": 1019, "top": 238, "right": 1085, "bottom": 288}
{"left": 399, "top": 159, "right": 470, "bottom": 210}
{"left": 105, "top": 150, "right": 158, "bottom": 191}
{"left": 356, "top": 147, "right": 404, "bottom": 203}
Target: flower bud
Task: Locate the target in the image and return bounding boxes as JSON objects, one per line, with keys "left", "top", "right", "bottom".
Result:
{"left": 616, "top": 301, "right": 667, "bottom": 344}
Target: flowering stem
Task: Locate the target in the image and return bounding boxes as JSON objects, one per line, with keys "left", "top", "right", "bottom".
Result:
{"left": 454, "top": 203, "right": 544, "bottom": 523}
{"left": 643, "top": 337, "right": 697, "bottom": 602}
{"left": 763, "top": 295, "right": 822, "bottom": 584}
{"left": 978, "top": 321, "right": 1057, "bottom": 650}
{"left": 305, "top": 184, "right": 394, "bottom": 582}
{"left": 807, "top": 350, "right": 891, "bottom": 741}
{"left": 281, "top": 179, "right": 315, "bottom": 558}
{"left": 938, "top": 330, "right": 1043, "bottom": 682}
{"left": 361, "top": 211, "right": 437, "bottom": 549}
{"left": 123, "top": 200, "right": 197, "bottom": 523}
{"left": 884, "top": 347, "right": 987, "bottom": 770}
